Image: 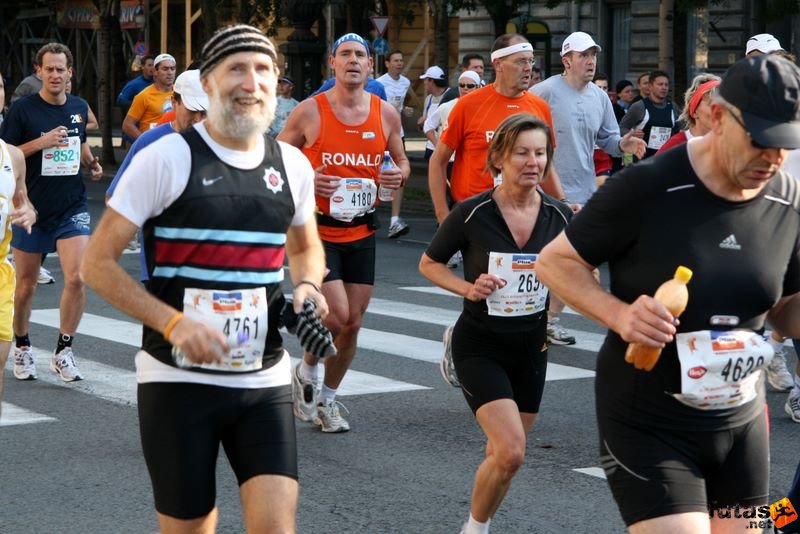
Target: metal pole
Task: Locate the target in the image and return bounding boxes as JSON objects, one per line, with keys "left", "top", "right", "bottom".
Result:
{"left": 160, "top": 0, "right": 167, "bottom": 53}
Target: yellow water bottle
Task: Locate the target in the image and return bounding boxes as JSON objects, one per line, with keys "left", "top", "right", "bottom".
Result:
{"left": 625, "top": 266, "right": 692, "bottom": 371}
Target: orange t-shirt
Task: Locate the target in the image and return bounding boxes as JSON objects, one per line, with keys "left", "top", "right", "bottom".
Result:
{"left": 127, "top": 85, "right": 174, "bottom": 133}
{"left": 440, "top": 85, "right": 555, "bottom": 202}
{"left": 301, "top": 93, "right": 387, "bottom": 243}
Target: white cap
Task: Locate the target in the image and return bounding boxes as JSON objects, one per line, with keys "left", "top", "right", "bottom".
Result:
{"left": 746, "top": 33, "right": 784, "bottom": 55}
{"left": 420, "top": 66, "right": 445, "bottom": 80}
{"left": 560, "top": 31, "right": 602, "bottom": 57}
{"left": 459, "top": 70, "right": 481, "bottom": 86}
{"left": 154, "top": 53, "right": 176, "bottom": 67}
{"left": 173, "top": 70, "right": 209, "bottom": 112}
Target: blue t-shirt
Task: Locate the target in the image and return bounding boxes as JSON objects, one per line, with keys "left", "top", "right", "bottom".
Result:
{"left": 107, "top": 122, "right": 176, "bottom": 282}
{"left": 117, "top": 75, "right": 154, "bottom": 107}
{"left": 312, "top": 77, "right": 387, "bottom": 100}
{"left": 0, "top": 93, "right": 88, "bottom": 230}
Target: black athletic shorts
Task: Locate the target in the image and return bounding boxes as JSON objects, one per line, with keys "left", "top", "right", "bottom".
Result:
{"left": 138, "top": 382, "right": 297, "bottom": 519}
{"left": 452, "top": 314, "right": 548, "bottom": 414}
{"left": 323, "top": 234, "right": 376, "bottom": 285}
{"left": 598, "top": 408, "right": 769, "bottom": 526}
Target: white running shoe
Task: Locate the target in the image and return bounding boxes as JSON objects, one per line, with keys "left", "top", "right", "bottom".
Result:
{"left": 785, "top": 391, "right": 800, "bottom": 423}
{"left": 50, "top": 347, "right": 83, "bottom": 382}
{"left": 314, "top": 399, "right": 350, "bottom": 433}
{"left": 446, "top": 251, "right": 462, "bottom": 269}
{"left": 547, "top": 318, "right": 576, "bottom": 346}
{"left": 126, "top": 237, "right": 141, "bottom": 252}
{"left": 387, "top": 218, "right": 410, "bottom": 239}
{"left": 13, "top": 346, "right": 37, "bottom": 380}
{"left": 37, "top": 266, "right": 55, "bottom": 285}
{"left": 291, "top": 363, "right": 317, "bottom": 422}
{"left": 766, "top": 350, "right": 794, "bottom": 391}
{"left": 440, "top": 325, "right": 460, "bottom": 387}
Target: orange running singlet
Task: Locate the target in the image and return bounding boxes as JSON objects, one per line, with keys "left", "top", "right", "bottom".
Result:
{"left": 440, "top": 85, "right": 555, "bottom": 202}
{"left": 302, "top": 93, "right": 387, "bottom": 243}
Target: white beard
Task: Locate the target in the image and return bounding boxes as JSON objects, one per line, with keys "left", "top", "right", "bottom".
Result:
{"left": 207, "top": 89, "right": 276, "bottom": 139}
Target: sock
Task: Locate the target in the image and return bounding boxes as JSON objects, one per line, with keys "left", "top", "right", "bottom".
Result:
{"left": 56, "top": 333, "right": 73, "bottom": 354}
{"left": 793, "top": 373, "right": 800, "bottom": 396}
{"left": 16, "top": 334, "right": 31, "bottom": 348}
{"left": 299, "top": 361, "right": 318, "bottom": 383}
{"left": 320, "top": 384, "right": 336, "bottom": 405}
{"left": 548, "top": 311, "right": 560, "bottom": 324}
{"left": 390, "top": 216, "right": 399, "bottom": 226}
{"left": 464, "top": 514, "right": 490, "bottom": 534}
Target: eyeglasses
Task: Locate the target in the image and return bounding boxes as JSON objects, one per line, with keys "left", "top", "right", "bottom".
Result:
{"left": 723, "top": 105, "right": 767, "bottom": 149}
{"left": 505, "top": 57, "right": 535, "bottom": 67}
{"left": 459, "top": 83, "right": 477, "bottom": 89}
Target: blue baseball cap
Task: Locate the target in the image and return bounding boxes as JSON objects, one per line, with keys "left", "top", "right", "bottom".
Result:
{"left": 332, "top": 33, "right": 371, "bottom": 56}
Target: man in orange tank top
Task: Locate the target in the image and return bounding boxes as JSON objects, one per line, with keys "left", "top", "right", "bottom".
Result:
{"left": 429, "top": 33, "right": 566, "bottom": 224}
{"left": 279, "top": 33, "right": 409, "bottom": 433}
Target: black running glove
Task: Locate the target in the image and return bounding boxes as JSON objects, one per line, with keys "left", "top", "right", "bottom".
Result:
{"left": 282, "top": 298, "right": 337, "bottom": 358}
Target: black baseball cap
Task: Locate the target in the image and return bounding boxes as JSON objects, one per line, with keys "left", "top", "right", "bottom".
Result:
{"left": 279, "top": 76, "right": 294, "bottom": 85}
{"left": 719, "top": 54, "right": 800, "bottom": 149}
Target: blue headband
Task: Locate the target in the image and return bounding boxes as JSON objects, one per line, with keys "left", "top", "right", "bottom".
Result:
{"left": 332, "top": 33, "right": 371, "bottom": 56}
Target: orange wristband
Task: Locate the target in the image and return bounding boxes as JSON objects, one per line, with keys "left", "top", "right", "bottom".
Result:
{"left": 162, "top": 312, "right": 184, "bottom": 342}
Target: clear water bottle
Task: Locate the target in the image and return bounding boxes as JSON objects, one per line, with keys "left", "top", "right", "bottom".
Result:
{"left": 172, "top": 330, "right": 250, "bottom": 369}
{"left": 378, "top": 150, "right": 395, "bottom": 202}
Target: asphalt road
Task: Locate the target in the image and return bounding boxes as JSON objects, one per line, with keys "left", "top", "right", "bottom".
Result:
{"left": 1, "top": 178, "right": 798, "bottom": 533}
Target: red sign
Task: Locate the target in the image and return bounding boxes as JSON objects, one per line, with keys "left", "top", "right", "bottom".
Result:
{"left": 370, "top": 16, "right": 390, "bottom": 37}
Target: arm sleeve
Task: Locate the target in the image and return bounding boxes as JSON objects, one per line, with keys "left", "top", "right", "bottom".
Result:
{"left": 619, "top": 101, "right": 645, "bottom": 134}
{"left": 783, "top": 229, "right": 800, "bottom": 297}
{"left": 564, "top": 168, "right": 643, "bottom": 267}
{"left": 126, "top": 93, "right": 146, "bottom": 122}
{"left": 425, "top": 203, "right": 467, "bottom": 264}
{"left": 107, "top": 142, "right": 144, "bottom": 197}
{"left": 596, "top": 97, "right": 623, "bottom": 157}
{"left": 279, "top": 142, "right": 316, "bottom": 226}
{"left": 107, "top": 134, "right": 190, "bottom": 227}
{"left": 439, "top": 99, "right": 465, "bottom": 151}
{"left": 117, "top": 83, "right": 136, "bottom": 106}
{"left": 0, "top": 104, "right": 23, "bottom": 145}
{"left": 423, "top": 107, "right": 442, "bottom": 135}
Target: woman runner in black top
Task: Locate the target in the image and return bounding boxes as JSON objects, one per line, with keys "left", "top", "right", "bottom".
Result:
{"left": 419, "top": 113, "right": 571, "bottom": 534}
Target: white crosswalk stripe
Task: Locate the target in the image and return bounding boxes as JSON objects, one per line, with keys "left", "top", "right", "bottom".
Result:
{"left": 26, "top": 310, "right": 428, "bottom": 399}
{"left": 2, "top": 294, "right": 598, "bottom": 424}
{"left": 573, "top": 467, "right": 606, "bottom": 480}
{"left": 0, "top": 401, "right": 56, "bottom": 427}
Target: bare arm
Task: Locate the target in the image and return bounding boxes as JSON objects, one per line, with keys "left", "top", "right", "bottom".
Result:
{"left": 768, "top": 294, "right": 800, "bottom": 339}
{"left": 537, "top": 232, "right": 677, "bottom": 348}
{"left": 16, "top": 126, "right": 67, "bottom": 158}
{"left": 285, "top": 219, "right": 328, "bottom": 316}
{"left": 428, "top": 142, "right": 455, "bottom": 224}
{"left": 81, "top": 142, "right": 103, "bottom": 180}
{"left": 81, "top": 208, "right": 228, "bottom": 365}
{"left": 122, "top": 114, "right": 142, "bottom": 141}
{"left": 423, "top": 109, "right": 441, "bottom": 147}
{"left": 8, "top": 145, "right": 35, "bottom": 233}
{"left": 86, "top": 106, "right": 99, "bottom": 132}
{"left": 277, "top": 98, "right": 318, "bottom": 149}
{"left": 419, "top": 252, "right": 504, "bottom": 302}
{"left": 381, "top": 100, "right": 411, "bottom": 188}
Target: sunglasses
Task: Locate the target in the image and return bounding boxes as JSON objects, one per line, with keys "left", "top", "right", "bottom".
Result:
{"left": 723, "top": 106, "right": 767, "bottom": 149}
{"left": 459, "top": 83, "right": 477, "bottom": 89}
